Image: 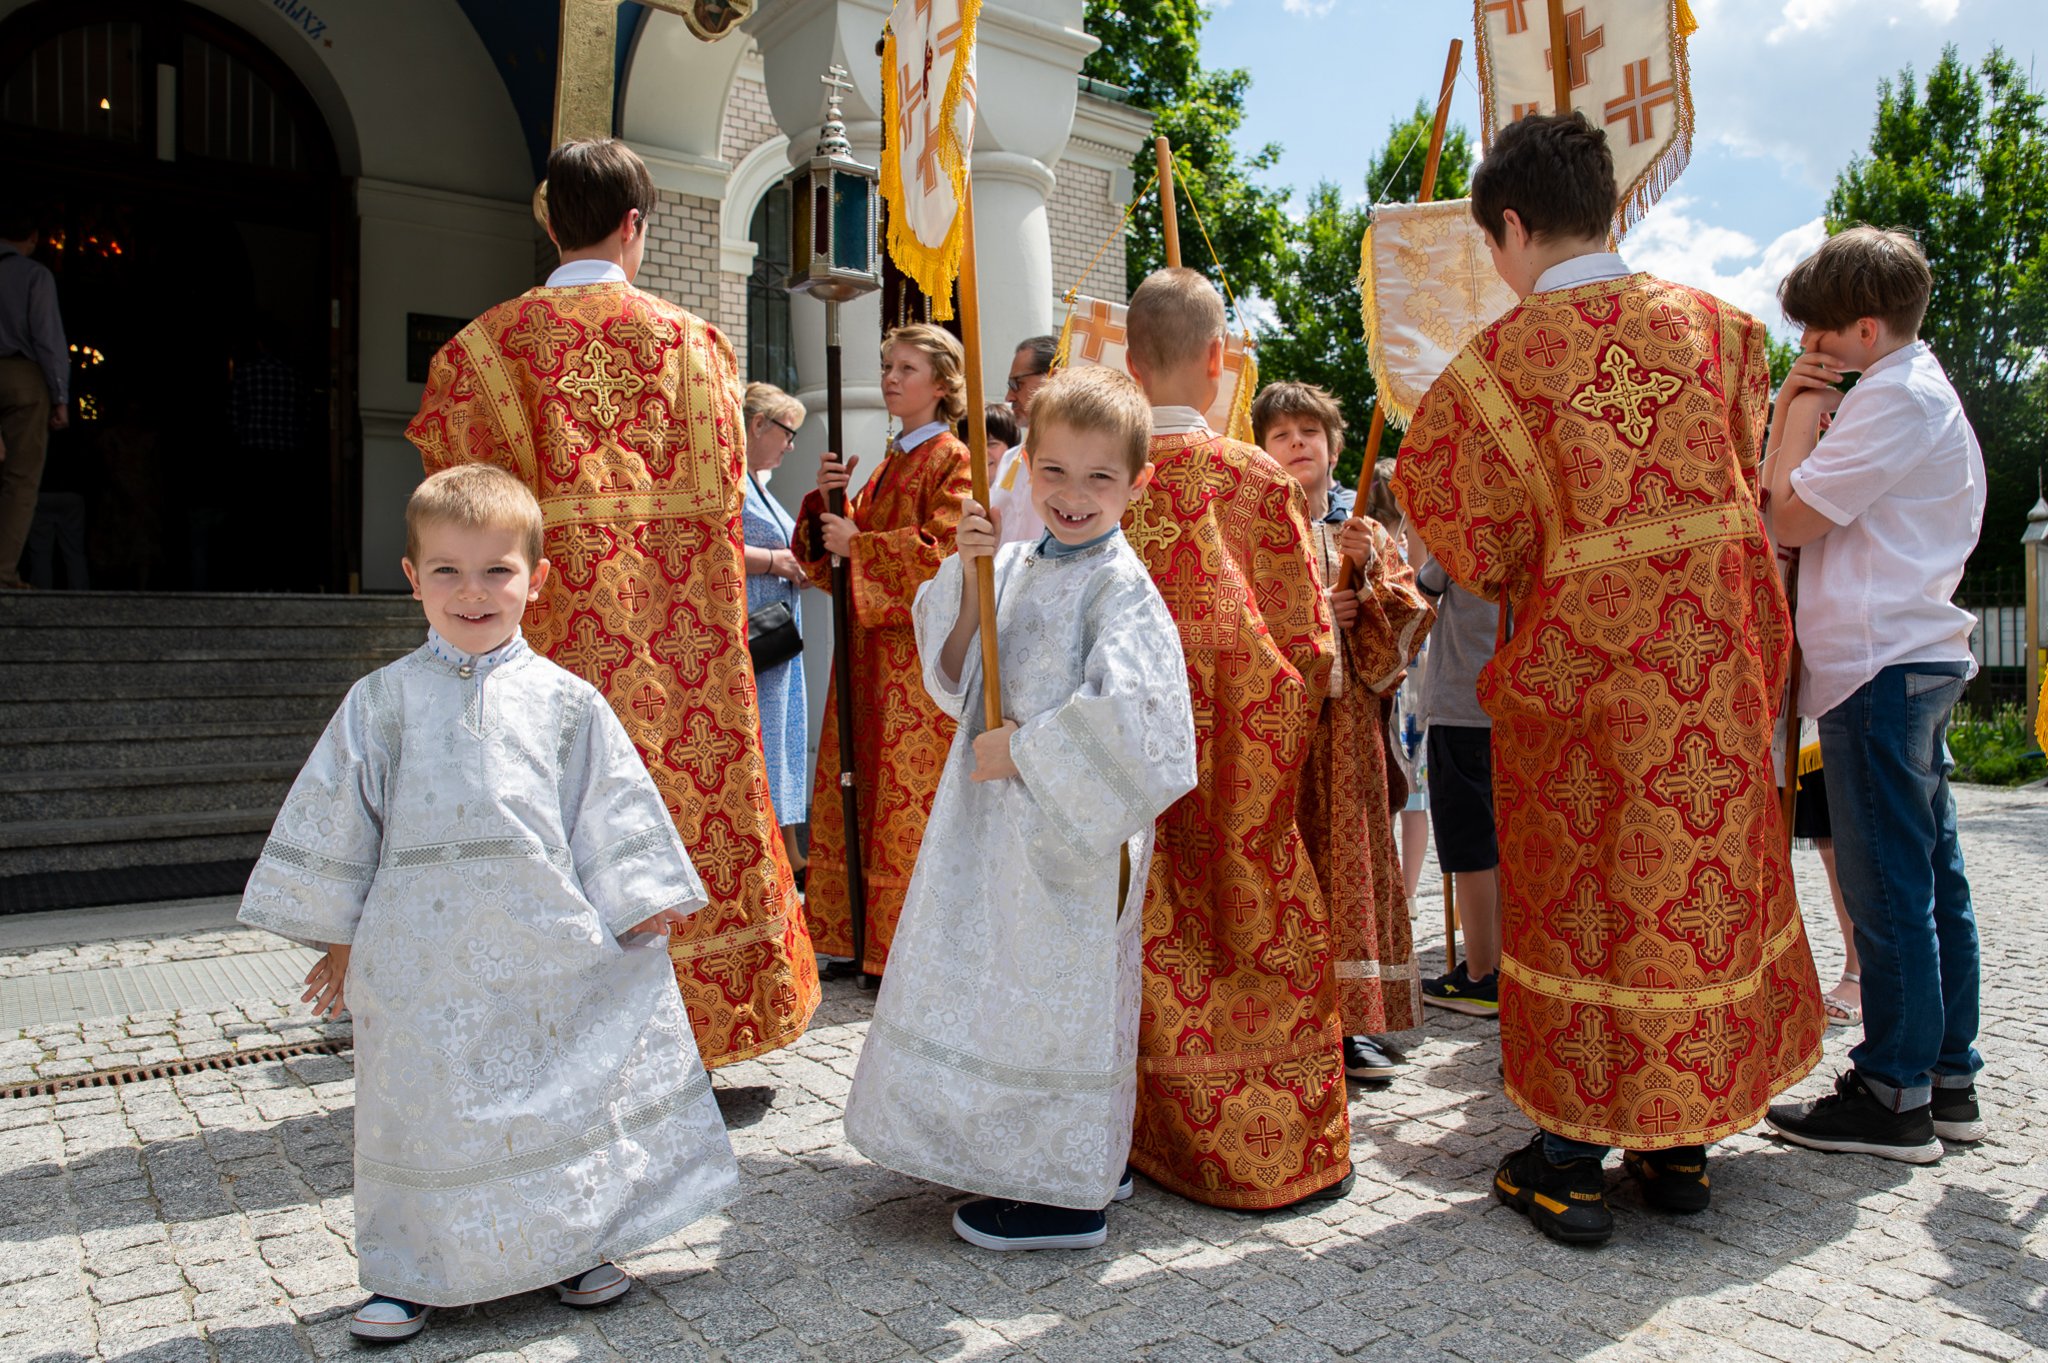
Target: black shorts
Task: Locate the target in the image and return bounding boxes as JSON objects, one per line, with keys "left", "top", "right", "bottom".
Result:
{"left": 1426, "top": 724, "right": 1499, "bottom": 873}
{"left": 1793, "top": 764, "right": 1832, "bottom": 842}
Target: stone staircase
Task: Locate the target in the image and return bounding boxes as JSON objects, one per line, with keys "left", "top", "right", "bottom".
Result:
{"left": 0, "top": 593, "right": 423, "bottom": 911}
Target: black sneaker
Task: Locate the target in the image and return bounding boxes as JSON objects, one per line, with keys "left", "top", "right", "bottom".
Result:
{"left": 952, "top": 1198, "right": 1107, "bottom": 1251}
{"left": 1494, "top": 1136, "right": 1612, "bottom": 1245}
{"left": 1765, "top": 1070, "right": 1942, "bottom": 1164}
{"left": 1423, "top": 963, "right": 1499, "bottom": 1017}
{"left": 1344, "top": 1035, "right": 1402, "bottom": 1081}
{"left": 1931, "top": 1084, "right": 1986, "bottom": 1144}
{"left": 1622, "top": 1146, "right": 1710, "bottom": 1214}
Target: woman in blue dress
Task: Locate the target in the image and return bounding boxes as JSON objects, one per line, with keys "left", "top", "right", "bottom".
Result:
{"left": 740, "top": 383, "right": 811, "bottom": 881}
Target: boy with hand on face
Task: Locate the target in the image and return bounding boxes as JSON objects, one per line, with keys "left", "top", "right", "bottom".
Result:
{"left": 1762, "top": 226, "right": 1988, "bottom": 1162}
{"left": 843, "top": 365, "right": 1196, "bottom": 1251}
{"left": 1254, "top": 381, "right": 1434, "bottom": 1083}
{"left": 239, "top": 466, "right": 737, "bottom": 1340}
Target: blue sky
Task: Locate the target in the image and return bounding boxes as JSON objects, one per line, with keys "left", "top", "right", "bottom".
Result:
{"left": 1200, "top": 0, "right": 2045, "bottom": 335}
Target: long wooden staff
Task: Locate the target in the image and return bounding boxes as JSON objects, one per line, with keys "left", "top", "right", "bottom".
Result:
{"left": 1780, "top": 565, "right": 1804, "bottom": 852}
{"left": 956, "top": 180, "right": 1004, "bottom": 730}
{"left": 821, "top": 301, "right": 873, "bottom": 988}
{"left": 1155, "top": 136, "right": 1182, "bottom": 268}
{"left": 1339, "top": 41, "right": 1463, "bottom": 976}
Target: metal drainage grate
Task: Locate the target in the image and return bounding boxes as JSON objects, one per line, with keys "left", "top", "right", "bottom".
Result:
{"left": 0, "top": 1035, "right": 352, "bottom": 1101}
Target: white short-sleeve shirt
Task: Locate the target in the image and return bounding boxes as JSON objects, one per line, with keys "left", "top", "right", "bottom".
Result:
{"left": 1788, "top": 340, "right": 1985, "bottom": 718}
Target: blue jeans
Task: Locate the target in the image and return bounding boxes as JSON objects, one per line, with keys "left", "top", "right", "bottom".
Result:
{"left": 1818, "top": 661, "right": 1982, "bottom": 1110}
{"left": 1542, "top": 1133, "right": 1610, "bottom": 1164}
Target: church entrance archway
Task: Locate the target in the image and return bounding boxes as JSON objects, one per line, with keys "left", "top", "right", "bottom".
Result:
{"left": 0, "top": 0, "right": 352, "bottom": 591}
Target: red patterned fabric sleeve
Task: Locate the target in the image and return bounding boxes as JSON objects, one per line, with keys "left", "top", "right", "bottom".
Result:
{"left": 1726, "top": 310, "right": 1773, "bottom": 499}
{"left": 406, "top": 337, "right": 510, "bottom": 477}
{"left": 1392, "top": 373, "right": 1536, "bottom": 604}
{"left": 1347, "top": 519, "right": 1436, "bottom": 696}
{"left": 847, "top": 437, "right": 974, "bottom": 630}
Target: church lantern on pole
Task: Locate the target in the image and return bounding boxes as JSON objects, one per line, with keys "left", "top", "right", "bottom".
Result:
{"left": 784, "top": 67, "right": 880, "bottom": 303}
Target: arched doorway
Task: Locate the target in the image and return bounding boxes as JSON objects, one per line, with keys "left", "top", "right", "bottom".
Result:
{"left": 0, "top": 0, "right": 352, "bottom": 591}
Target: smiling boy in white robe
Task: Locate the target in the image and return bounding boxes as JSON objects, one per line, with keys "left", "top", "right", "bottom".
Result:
{"left": 843, "top": 365, "right": 1197, "bottom": 1251}
{"left": 238, "top": 465, "right": 738, "bottom": 1340}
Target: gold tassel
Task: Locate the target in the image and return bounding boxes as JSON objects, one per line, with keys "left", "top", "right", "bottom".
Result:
{"left": 877, "top": 0, "right": 985, "bottom": 321}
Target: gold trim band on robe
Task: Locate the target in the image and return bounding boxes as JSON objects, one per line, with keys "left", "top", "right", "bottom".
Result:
{"left": 1499, "top": 913, "right": 1808, "bottom": 1013}
{"left": 541, "top": 490, "right": 712, "bottom": 528}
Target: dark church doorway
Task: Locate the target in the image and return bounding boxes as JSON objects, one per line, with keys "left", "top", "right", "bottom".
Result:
{"left": 0, "top": 0, "right": 355, "bottom": 592}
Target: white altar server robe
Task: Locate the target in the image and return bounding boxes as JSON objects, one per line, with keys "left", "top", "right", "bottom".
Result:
{"left": 238, "top": 634, "right": 738, "bottom": 1306}
{"left": 844, "top": 534, "right": 1196, "bottom": 1209}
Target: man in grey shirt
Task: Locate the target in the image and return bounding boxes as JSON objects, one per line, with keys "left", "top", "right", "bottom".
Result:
{"left": 0, "top": 203, "right": 69, "bottom": 591}
{"left": 1415, "top": 555, "right": 1502, "bottom": 1015}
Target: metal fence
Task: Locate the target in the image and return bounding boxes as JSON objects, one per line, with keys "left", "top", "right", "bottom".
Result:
{"left": 1959, "top": 570, "right": 2028, "bottom": 709}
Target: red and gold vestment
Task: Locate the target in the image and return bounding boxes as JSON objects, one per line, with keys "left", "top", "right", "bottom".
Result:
{"left": 1395, "top": 274, "right": 1825, "bottom": 1148}
{"left": 792, "top": 430, "right": 973, "bottom": 974}
{"left": 1123, "top": 430, "right": 1347, "bottom": 1209}
{"left": 407, "top": 282, "right": 820, "bottom": 1067}
{"left": 1301, "top": 516, "right": 1434, "bottom": 1035}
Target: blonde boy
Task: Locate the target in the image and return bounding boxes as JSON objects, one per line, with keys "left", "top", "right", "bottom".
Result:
{"left": 1253, "top": 382, "right": 1433, "bottom": 1080}
{"left": 845, "top": 366, "right": 1195, "bottom": 1251}
{"left": 239, "top": 466, "right": 737, "bottom": 1339}
{"left": 1117, "top": 268, "right": 1346, "bottom": 1211}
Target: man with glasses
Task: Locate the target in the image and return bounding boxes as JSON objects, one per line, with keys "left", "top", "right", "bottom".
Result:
{"left": 991, "top": 335, "right": 1056, "bottom": 544}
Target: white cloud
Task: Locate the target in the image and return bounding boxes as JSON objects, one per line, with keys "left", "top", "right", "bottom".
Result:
{"left": 1281, "top": 0, "right": 1336, "bottom": 14}
{"left": 1766, "top": 0, "right": 1849, "bottom": 44}
{"left": 1625, "top": 195, "right": 1827, "bottom": 336}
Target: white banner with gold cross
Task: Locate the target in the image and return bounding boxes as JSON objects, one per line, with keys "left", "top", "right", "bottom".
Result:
{"left": 1358, "top": 200, "right": 1520, "bottom": 429}
{"left": 880, "top": 0, "right": 982, "bottom": 320}
{"left": 1054, "top": 295, "right": 1258, "bottom": 444}
{"left": 1473, "top": 0, "right": 1699, "bottom": 237}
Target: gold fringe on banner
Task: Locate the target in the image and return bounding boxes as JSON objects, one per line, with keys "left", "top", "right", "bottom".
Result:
{"left": 878, "top": 0, "right": 983, "bottom": 321}
{"left": 1354, "top": 218, "right": 1417, "bottom": 429}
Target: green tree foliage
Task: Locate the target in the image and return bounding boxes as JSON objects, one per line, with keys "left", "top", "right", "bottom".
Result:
{"left": 1082, "top": 0, "right": 1291, "bottom": 301}
{"left": 1827, "top": 46, "right": 2048, "bottom": 578}
{"left": 1766, "top": 335, "right": 1799, "bottom": 389}
{"left": 1256, "top": 104, "right": 1473, "bottom": 486}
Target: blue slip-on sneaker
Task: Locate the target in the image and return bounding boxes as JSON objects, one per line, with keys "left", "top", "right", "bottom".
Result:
{"left": 953, "top": 1198, "right": 1108, "bottom": 1251}
{"left": 349, "top": 1295, "right": 428, "bottom": 1341}
{"left": 1114, "top": 1166, "right": 1135, "bottom": 1202}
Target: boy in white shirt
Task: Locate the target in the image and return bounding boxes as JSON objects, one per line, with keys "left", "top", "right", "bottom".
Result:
{"left": 1762, "top": 226, "right": 1988, "bottom": 1163}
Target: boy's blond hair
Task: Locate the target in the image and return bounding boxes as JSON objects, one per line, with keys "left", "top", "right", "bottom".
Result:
{"left": 1025, "top": 366, "right": 1152, "bottom": 476}
{"left": 883, "top": 323, "right": 969, "bottom": 425}
{"left": 407, "top": 465, "right": 545, "bottom": 567}
{"left": 742, "top": 381, "right": 806, "bottom": 430}
{"left": 1250, "top": 381, "right": 1346, "bottom": 461}
{"left": 1777, "top": 225, "right": 1932, "bottom": 339}
{"left": 1125, "top": 267, "right": 1225, "bottom": 375}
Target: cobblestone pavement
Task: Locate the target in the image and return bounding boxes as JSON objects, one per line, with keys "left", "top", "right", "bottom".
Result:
{"left": 2, "top": 784, "right": 2044, "bottom": 1363}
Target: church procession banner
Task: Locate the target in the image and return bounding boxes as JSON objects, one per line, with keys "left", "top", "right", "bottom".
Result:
{"left": 880, "top": 0, "right": 983, "bottom": 319}
{"left": 1055, "top": 297, "right": 1259, "bottom": 443}
{"left": 1359, "top": 201, "right": 1521, "bottom": 429}
{"left": 1473, "top": 0, "right": 1699, "bottom": 237}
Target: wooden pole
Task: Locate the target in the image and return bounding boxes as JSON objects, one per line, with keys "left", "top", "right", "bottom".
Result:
{"left": 820, "top": 301, "right": 874, "bottom": 988}
{"left": 1155, "top": 136, "right": 1182, "bottom": 269}
{"left": 1338, "top": 39, "right": 1460, "bottom": 596}
{"left": 955, "top": 177, "right": 1005, "bottom": 731}
{"left": 1545, "top": 0, "right": 1574, "bottom": 115}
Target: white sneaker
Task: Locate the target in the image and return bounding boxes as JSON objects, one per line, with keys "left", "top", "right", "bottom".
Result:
{"left": 349, "top": 1295, "right": 428, "bottom": 1340}
{"left": 556, "top": 1262, "right": 633, "bottom": 1308}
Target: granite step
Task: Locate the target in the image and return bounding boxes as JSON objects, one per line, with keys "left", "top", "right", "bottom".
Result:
{"left": 0, "top": 590, "right": 420, "bottom": 630}
{"left": 0, "top": 655, "right": 410, "bottom": 697}
{"left": 0, "top": 810, "right": 273, "bottom": 876}
{"left": 0, "top": 721, "right": 323, "bottom": 774}
{"left": 0, "top": 688, "right": 348, "bottom": 730}
{"left": 1, "top": 761, "right": 302, "bottom": 822}
{"left": 1, "top": 625, "right": 424, "bottom": 664}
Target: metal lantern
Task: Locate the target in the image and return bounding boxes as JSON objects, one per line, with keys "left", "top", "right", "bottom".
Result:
{"left": 784, "top": 66, "right": 880, "bottom": 304}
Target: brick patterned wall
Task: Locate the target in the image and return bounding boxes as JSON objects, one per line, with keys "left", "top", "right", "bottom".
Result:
{"left": 1049, "top": 152, "right": 1128, "bottom": 305}
{"left": 639, "top": 190, "right": 723, "bottom": 322}
{"left": 721, "top": 72, "right": 778, "bottom": 167}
